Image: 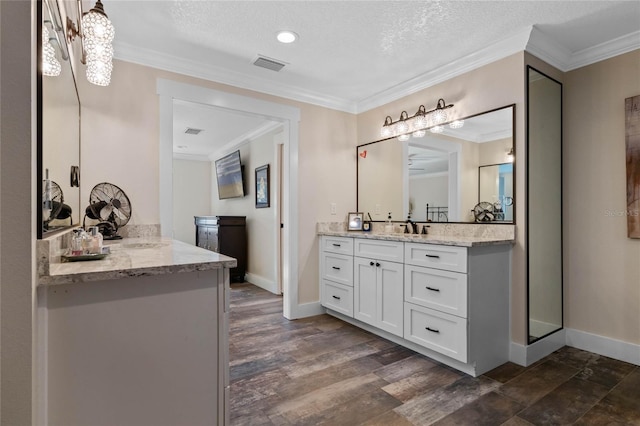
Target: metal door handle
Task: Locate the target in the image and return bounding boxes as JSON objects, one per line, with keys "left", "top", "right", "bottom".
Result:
{"left": 426, "top": 286, "right": 440, "bottom": 292}
{"left": 332, "top": 295, "right": 341, "bottom": 300}
{"left": 425, "top": 254, "right": 440, "bottom": 259}
{"left": 425, "top": 327, "right": 440, "bottom": 333}
{"left": 332, "top": 266, "right": 340, "bottom": 270}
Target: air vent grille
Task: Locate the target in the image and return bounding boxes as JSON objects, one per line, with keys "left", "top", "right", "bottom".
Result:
{"left": 253, "top": 56, "right": 286, "bottom": 72}
{"left": 184, "top": 128, "right": 203, "bottom": 135}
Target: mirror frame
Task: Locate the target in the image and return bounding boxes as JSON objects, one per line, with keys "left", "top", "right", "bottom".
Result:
{"left": 357, "top": 104, "right": 516, "bottom": 224}
{"left": 526, "top": 65, "right": 564, "bottom": 344}
{"left": 37, "top": 0, "right": 82, "bottom": 239}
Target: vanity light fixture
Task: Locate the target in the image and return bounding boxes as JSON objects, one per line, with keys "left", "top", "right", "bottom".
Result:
{"left": 67, "top": 0, "right": 115, "bottom": 86}
{"left": 380, "top": 98, "right": 456, "bottom": 141}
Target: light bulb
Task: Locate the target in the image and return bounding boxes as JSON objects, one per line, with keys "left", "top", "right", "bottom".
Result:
{"left": 432, "top": 109, "right": 448, "bottom": 124}
{"left": 395, "top": 120, "right": 409, "bottom": 134}
{"left": 381, "top": 125, "right": 393, "bottom": 138}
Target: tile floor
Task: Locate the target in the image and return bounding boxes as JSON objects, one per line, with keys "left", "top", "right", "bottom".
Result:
{"left": 229, "top": 283, "right": 640, "bottom": 425}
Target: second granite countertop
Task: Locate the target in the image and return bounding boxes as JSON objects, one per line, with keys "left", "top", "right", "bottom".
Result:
{"left": 40, "top": 237, "right": 237, "bottom": 286}
{"left": 318, "top": 230, "right": 515, "bottom": 247}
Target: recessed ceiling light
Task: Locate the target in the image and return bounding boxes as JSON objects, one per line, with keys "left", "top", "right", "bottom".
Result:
{"left": 276, "top": 30, "right": 298, "bottom": 44}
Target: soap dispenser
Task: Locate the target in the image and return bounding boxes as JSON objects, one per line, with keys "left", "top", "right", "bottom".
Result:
{"left": 384, "top": 212, "right": 394, "bottom": 233}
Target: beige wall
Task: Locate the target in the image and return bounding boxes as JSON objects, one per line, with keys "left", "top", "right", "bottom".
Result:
{"left": 173, "top": 159, "right": 211, "bottom": 245}
{"left": 357, "top": 53, "right": 528, "bottom": 343}
{"left": 0, "top": 1, "right": 34, "bottom": 424}
{"left": 78, "top": 59, "right": 357, "bottom": 305}
{"left": 564, "top": 50, "right": 640, "bottom": 344}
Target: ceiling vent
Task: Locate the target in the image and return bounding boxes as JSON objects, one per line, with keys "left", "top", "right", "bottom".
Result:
{"left": 253, "top": 55, "right": 286, "bottom": 72}
{"left": 184, "top": 127, "right": 203, "bottom": 135}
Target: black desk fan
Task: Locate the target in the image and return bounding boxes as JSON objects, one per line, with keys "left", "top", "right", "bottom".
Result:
{"left": 84, "top": 182, "right": 132, "bottom": 239}
{"left": 42, "top": 179, "right": 73, "bottom": 230}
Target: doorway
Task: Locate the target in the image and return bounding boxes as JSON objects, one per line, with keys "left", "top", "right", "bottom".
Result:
{"left": 157, "top": 79, "right": 300, "bottom": 319}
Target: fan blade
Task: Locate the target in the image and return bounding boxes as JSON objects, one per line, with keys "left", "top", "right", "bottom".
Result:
{"left": 111, "top": 207, "right": 127, "bottom": 220}
{"left": 100, "top": 204, "right": 114, "bottom": 220}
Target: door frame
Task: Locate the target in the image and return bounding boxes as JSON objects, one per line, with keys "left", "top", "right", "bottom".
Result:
{"left": 157, "top": 79, "right": 300, "bottom": 319}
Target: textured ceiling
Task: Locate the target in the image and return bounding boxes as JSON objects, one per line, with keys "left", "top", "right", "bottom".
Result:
{"left": 103, "top": 0, "right": 640, "bottom": 156}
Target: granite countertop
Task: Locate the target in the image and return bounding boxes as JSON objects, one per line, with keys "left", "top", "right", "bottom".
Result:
{"left": 317, "top": 230, "right": 515, "bottom": 247}
{"left": 39, "top": 237, "right": 237, "bottom": 286}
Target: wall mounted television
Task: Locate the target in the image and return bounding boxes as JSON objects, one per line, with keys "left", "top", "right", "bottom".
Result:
{"left": 215, "top": 150, "right": 245, "bottom": 199}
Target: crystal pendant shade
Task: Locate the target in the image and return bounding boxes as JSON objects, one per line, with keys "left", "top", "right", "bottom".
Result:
{"left": 81, "top": 1, "right": 115, "bottom": 86}
{"left": 42, "top": 27, "right": 62, "bottom": 77}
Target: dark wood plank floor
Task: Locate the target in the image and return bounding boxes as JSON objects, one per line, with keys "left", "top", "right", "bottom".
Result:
{"left": 229, "top": 283, "right": 640, "bottom": 425}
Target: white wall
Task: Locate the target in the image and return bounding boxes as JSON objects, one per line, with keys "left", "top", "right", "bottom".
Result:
{"left": 0, "top": 1, "right": 34, "bottom": 423}
{"left": 172, "top": 159, "right": 211, "bottom": 245}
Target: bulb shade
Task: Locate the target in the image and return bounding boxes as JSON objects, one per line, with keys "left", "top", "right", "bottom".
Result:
{"left": 42, "top": 27, "right": 62, "bottom": 77}
{"left": 413, "top": 114, "right": 428, "bottom": 130}
{"left": 432, "top": 109, "right": 448, "bottom": 124}
{"left": 397, "top": 134, "right": 410, "bottom": 142}
{"left": 449, "top": 119, "right": 464, "bottom": 129}
{"left": 86, "top": 58, "right": 113, "bottom": 86}
{"left": 395, "top": 120, "right": 409, "bottom": 135}
{"left": 82, "top": 8, "right": 115, "bottom": 42}
{"left": 381, "top": 125, "right": 393, "bottom": 138}
{"left": 412, "top": 130, "right": 426, "bottom": 138}
{"left": 430, "top": 125, "right": 444, "bottom": 134}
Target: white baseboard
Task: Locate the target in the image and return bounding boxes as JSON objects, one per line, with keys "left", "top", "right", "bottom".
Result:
{"left": 290, "top": 301, "right": 324, "bottom": 319}
{"left": 566, "top": 328, "right": 640, "bottom": 366}
{"left": 245, "top": 272, "right": 279, "bottom": 295}
{"left": 510, "top": 329, "right": 565, "bottom": 366}
{"left": 510, "top": 328, "right": 640, "bottom": 367}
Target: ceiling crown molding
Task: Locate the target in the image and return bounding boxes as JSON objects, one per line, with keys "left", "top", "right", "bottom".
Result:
{"left": 207, "top": 120, "right": 283, "bottom": 162}
{"left": 567, "top": 30, "right": 640, "bottom": 71}
{"left": 173, "top": 152, "right": 211, "bottom": 162}
{"left": 114, "top": 42, "right": 358, "bottom": 113}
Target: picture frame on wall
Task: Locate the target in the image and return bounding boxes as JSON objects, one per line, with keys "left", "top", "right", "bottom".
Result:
{"left": 347, "top": 212, "right": 364, "bottom": 231}
{"left": 255, "top": 164, "right": 270, "bottom": 208}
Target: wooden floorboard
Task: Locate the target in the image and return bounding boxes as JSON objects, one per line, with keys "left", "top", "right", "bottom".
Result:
{"left": 229, "top": 283, "right": 640, "bottom": 425}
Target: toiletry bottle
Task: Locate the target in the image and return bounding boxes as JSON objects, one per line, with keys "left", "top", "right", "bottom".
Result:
{"left": 81, "top": 229, "right": 93, "bottom": 254}
{"left": 385, "top": 212, "right": 394, "bottom": 233}
{"left": 89, "top": 226, "right": 103, "bottom": 254}
{"left": 71, "top": 228, "right": 84, "bottom": 256}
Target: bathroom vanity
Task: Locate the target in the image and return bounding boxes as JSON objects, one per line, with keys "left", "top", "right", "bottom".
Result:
{"left": 319, "top": 229, "right": 513, "bottom": 377}
{"left": 37, "top": 235, "right": 235, "bottom": 426}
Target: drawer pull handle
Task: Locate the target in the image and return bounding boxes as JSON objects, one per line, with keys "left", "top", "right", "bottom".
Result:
{"left": 332, "top": 243, "right": 341, "bottom": 247}
{"left": 426, "top": 286, "right": 440, "bottom": 292}
{"left": 332, "top": 295, "right": 341, "bottom": 300}
{"left": 425, "top": 254, "right": 440, "bottom": 259}
{"left": 332, "top": 266, "right": 341, "bottom": 270}
{"left": 425, "top": 327, "right": 440, "bottom": 333}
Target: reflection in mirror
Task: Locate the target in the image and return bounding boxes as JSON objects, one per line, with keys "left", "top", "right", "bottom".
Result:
{"left": 527, "top": 66, "right": 563, "bottom": 343}
{"left": 41, "top": 0, "right": 81, "bottom": 236}
{"left": 357, "top": 105, "right": 515, "bottom": 223}
{"left": 479, "top": 163, "right": 514, "bottom": 222}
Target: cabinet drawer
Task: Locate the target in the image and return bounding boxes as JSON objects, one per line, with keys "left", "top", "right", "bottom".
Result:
{"left": 405, "top": 265, "right": 468, "bottom": 318}
{"left": 321, "top": 280, "right": 353, "bottom": 317}
{"left": 405, "top": 243, "right": 467, "bottom": 273}
{"left": 404, "top": 302, "right": 467, "bottom": 362}
{"left": 354, "top": 239, "right": 404, "bottom": 263}
{"left": 321, "top": 253, "right": 354, "bottom": 286}
{"left": 322, "top": 236, "right": 354, "bottom": 255}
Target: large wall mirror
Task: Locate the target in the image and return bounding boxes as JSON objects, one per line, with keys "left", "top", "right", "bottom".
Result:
{"left": 527, "top": 66, "right": 563, "bottom": 343}
{"left": 38, "top": 0, "right": 81, "bottom": 238}
{"left": 357, "top": 105, "right": 515, "bottom": 223}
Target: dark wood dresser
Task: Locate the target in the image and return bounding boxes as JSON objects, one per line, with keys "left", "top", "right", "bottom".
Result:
{"left": 194, "top": 216, "right": 247, "bottom": 282}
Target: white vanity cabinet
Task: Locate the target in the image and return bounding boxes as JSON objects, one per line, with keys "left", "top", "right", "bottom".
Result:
{"left": 319, "top": 234, "right": 512, "bottom": 376}
{"left": 320, "top": 236, "right": 355, "bottom": 317}
{"left": 353, "top": 240, "right": 404, "bottom": 337}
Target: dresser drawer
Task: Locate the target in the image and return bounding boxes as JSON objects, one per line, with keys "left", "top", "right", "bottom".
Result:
{"left": 321, "top": 252, "right": 353, "bottom": 286}
{"left": 405, "top": 243, "right": 467, "bottom": 273}
{"left": 321, "top": 279, "right": 353, "bottom": 317}
{"left": 321, "top": 236, "right": 354, "bottom": 255}
{"left": 404, "top": 302, "right": 467, "bottom": 362}
{"left": 405, "top": 265, "right": 468, "bottom": 318}
{"left": 354, "top": 239, "right": 404, "bottom": 263}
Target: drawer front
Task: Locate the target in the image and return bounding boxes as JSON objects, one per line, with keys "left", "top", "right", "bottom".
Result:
{"left": 321, "top": 253, "right": 354, "bottom": 286}
{"left": 354, "top": 239, "right": 404, "bottom": 263}
{"left": 322, "top": 280, "right": 353, "bottom": 317}
{"left": 322, "top": 236, "right": 354, "bottom": 255}
{"left": 404, "top": 302, "right": 468, "bottom": 362}
{"left": 405, "top": 243, "right": 467, "bottom": 273}
{"left": 405, "top": 265, "right": 468, "bottom": 318}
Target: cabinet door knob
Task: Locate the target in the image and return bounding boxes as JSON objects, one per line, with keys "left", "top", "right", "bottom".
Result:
{"left": 369, "top": 261, "right": 375, "bottom": 266}
{"left": 426, "top": 286, "right": 440, "bottom": 292}
{"left": 376, "top": 262, "right": 381, "bottom": 267}
{"left": 425, "top": 327, "right": 440, "bottom": 333}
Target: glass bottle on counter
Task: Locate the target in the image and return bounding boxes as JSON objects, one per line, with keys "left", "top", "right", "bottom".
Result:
{"left": 88, "top": 226, "right": 103, "bottom": 254}
{"left": 70, "top": 228, "right": 84, "bottom": 256}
